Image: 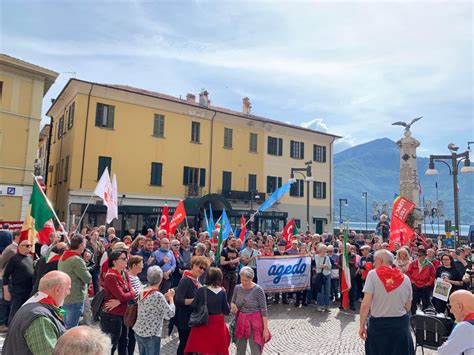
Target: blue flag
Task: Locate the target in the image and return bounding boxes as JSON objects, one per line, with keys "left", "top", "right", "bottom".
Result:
{"left": 207, "top": 204, "right": 215, "bottom": 236}
{"left": 204, "top": 209, "right": 210, "bottom": 232}
{"left": 258, "top": 179, "right": 295, "bottom": 212}
{"left": 220, "top": 209, "right": 233, "bottom": 240}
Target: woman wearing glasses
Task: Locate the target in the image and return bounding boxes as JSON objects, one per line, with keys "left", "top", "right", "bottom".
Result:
{"left": 432, "top": 253, "right": 464, "bottom": 316}
{"left": 100, "top": 250, "right": 137, "bottom": 355}
{"left": 174, "top": 255, "right": 210, "bottom": 355}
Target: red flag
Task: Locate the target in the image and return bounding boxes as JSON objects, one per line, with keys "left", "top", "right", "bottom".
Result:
{"left": 169, "top": 201, "right": 187, "bottom": 234}
{"left": 282, "top": 218, "right": 295, "bottom": 244}
{"left": 239, "top": 215, "right": 246, "bottom": 242}
{"left": 392, "top": 196, "right": 416, "bottom": 222}
{"left": 389, "top": 216, "right": 414, "bottom": 251}
{"left": 37, "top": 220, "right": 55, "bottom": 245}
{"left": 159, "top": 205, "right": 170, "bottom": 233}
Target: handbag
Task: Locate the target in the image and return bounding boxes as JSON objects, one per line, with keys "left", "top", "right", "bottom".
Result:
{"left": 188, "top": 286, "right": 208, "bottom": 327}
{"left": 91, "top": 289, "right": 105, "bottom": 322}
{"left": 123, "top": 300, "right": 138, "bottom": 327}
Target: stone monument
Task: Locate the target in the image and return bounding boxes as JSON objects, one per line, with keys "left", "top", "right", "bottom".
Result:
{"left": 392, "top": 117, "right": 424, "bottom": 225}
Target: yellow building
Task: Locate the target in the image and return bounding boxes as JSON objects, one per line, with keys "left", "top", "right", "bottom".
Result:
{"left": 46, "top": 79, "right": 339, "bottom": 235}
{"left": 0, "top": 54, "right": 58, "bottom": 221}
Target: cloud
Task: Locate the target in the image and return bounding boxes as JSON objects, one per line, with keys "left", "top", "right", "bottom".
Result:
{"left": 301, "top": 118, "right": 329, "bottom": 133}
{"left": 334, "top": 136, "right": 357, "bottom": 153}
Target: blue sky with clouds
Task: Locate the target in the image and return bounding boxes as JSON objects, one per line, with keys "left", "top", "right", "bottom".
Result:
{"left": 2, "top": 0, "right": 472, "bottom": 154}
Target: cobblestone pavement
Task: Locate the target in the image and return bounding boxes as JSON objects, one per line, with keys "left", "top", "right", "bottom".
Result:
{"left": 0, "top": 301, "right": 437, "bottom": 354}
{"left": 160, "top": 301, "right": 437, "bottom": 355}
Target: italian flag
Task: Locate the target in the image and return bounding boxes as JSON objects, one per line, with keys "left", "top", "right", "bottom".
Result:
{"left": 340, "top": 224, "right": 352, "bottom": 310}
{"left": 20, "top": 178, "right": 55, "bottom": 246}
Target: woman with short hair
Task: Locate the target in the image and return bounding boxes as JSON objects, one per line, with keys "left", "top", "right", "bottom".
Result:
{"left": 231, "top": 266, "right": 270, "bottom": 355}
{"left": 174, "top": 255, "right": 210, "bottom": 355}
{"left": 133, "top": 266, "right": 175, "bottom": 355}
{"left": 314, "top": 243, "right": 332, "bottom": 312}
{"left": 185, "top": 267, "right": 231, "bottom": 354}
{"left": 394, "top": 247, "right": 410, "bottom": 274}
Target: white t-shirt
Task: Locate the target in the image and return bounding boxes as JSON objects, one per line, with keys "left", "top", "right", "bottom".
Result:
{"left": 363, "top": 269, "right": 412, "bottom": 318}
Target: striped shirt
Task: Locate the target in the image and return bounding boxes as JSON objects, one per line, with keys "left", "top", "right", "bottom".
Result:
{"left": 129, "top": 275, "right": 143, "bottom": 301}
{"left": 231, "top": 284, "right": 268, "bottom": 317}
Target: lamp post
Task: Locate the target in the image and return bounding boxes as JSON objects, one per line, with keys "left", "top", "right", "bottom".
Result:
{"left": 290, "top": 161, "right": 313, "bottom": 233}
{"left": 362, "top": 192, "right": 368, "bottom": 232}
{"left": 249, "top": 190, "right": 260, "bottom": 231}
{"left": 339, "top": 198, "right": 348, "bottom": 223}
{"left": 425, "top": 143, "right": 474, "bottom": 247}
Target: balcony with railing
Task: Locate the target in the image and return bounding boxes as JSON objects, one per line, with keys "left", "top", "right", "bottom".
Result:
{"left": 220, "top": 190, "right": 265, "bottom": 202}
{"left": 185, "top": 184, "right": 203, "bottom": 197}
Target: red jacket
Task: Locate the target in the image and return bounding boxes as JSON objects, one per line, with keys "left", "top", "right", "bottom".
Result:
{"left": 103, "top": 269, "right": 136, "bottom": 316}
{"left": 406, "top": 260, "right": 436, "bottom": 288}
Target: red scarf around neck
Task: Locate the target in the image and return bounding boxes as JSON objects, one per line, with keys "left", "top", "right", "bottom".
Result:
{"left": 376, "top": 265, "right": 405, "bottom": 293}
{"left": 183, "top": 270, "right": 201, "bottom": 288}
{"left": 61, "top": 250, "right": 82, "bottom": 262}
{"left": 38, "top": 295, "right": 63, "bottom": 321}
{"left": 463, "top": 313, "right": 474, "bottom": 322}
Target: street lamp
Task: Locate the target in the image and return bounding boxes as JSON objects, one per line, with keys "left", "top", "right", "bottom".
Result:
{"left": 249, "top": 190, "right": 260, "bottom": 231}
{"left": 362, "top": 192, "right": 368, "bottom": 232}
{"left": 425, "top": 143, "right": 474, "bottom": 247}
{"left": 339, "top": 198, "right": 348, "bottom": 223}
{"left": 290, "top": 161, "right": 313, "bottom": 233}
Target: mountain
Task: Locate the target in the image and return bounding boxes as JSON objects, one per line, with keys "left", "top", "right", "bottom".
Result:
{"left": 333, "top": 138, "right": 474, "bottom": 226}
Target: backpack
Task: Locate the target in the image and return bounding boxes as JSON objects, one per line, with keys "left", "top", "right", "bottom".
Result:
{"left": 91, "top": 289, "right": 105, "bottom": 322}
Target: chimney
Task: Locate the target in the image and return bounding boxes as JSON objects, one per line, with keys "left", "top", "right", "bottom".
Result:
{"left": 242, "top": 97, "right": 252, "bottom": 115}
{"left": 186, "top": 93, "right": 196, "bottom": 103}
{"left": 199, "top": 90, "right": 209, "bottom": 107}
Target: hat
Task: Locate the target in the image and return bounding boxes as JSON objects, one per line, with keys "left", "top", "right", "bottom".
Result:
{"left": 418, "top": 248, "right": 427, "bottom": 256}
{"left": 291, "top": 239, "right": 299, "bottom": 245}
{"left": 277, "top": 240, "right": 287, "bottom": 247}
{"left": 112, "top": 242, "right": 129, "bottom": 251}
{"left": 360, "top": 245, "right": 371, "bottom": 250}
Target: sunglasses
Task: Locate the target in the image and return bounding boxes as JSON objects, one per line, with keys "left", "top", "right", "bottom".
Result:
{"left": 199, "top": 266, "right": 207, "bottom": 271}
{"left": 21, "top": 244, "right": 33, "bottom": 248}
{"left": 172, "top": 244, "right": 180, "bottom": 247}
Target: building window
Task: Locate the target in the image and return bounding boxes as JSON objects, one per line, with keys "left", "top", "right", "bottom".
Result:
{"left": 98, "top": 156, "right": 112, "bottom": 180}
{"left": 191, "top": 121, "right": 201, "bottom": 143}
{"left": 0, "top": 81, "right": 3, "bottom": 101}
{"left": 57, "top": 116, "right": 64, "bottom": 139}
{"left": 248, "top": 174, "right": 257, "bottom": 192}
{"left": 64, "top": 156, "right": 69, "bottom": 182}
{"left": 267, "top": 136, "right": 283, "bottom": 156}
{"left": 183, "top": 166, "right": 206, "bottom": 187}
{"left": 222, "top": 171, "right": 232, "bottom": 191}
{"left": 295, "top": 219, "right": 301, "bottom": 228}
{"left": 224, "top": 128, "right": 233, "bottom": 149}
{"left": 290, "top": 179, "right": 304, "bottom": 197}
{"left": 153, "top": 114, "right": 165, "bottom": 137}
{"left": 313, "top": 181, "right": 327, "bottom": 199}
{"left": 313, "top": 144, "right": 327, "bottom": 163}
{"left": 249, "top": 133, "right": 258, "bottom": 152}
{"left": 290, "top": 140, "right": 305, "bottom": 159}
{"left": 67, "top": 102, "right": 75, "bottom": 129}
{"left": 95, "top": 103, "right": 115, "bottom": 128}
{"left": 266, "top": 176, "right": 282, "bottom": 193}
{"left": 150, "top": 162, "right": 163, "bottom": 186}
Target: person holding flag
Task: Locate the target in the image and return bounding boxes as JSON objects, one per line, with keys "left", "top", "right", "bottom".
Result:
{"left": 338, "top": 227, "right": 357, "bottom": 311}
{"left": 240, "top": 238, "right": 260, "bottom": 283}
{"left": 359, "top": 249, "right": 414, "bottom": 355}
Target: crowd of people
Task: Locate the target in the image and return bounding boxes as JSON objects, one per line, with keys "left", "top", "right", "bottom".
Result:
{"left": 0, "top": 220, "right": 472, "bottom": 355}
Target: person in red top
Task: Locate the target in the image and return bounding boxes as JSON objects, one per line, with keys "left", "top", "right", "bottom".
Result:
{"left": 426, "top": 248, "right": 441, "bottom": 270}
{"left": 406, "top": 248, "right": 435, "bottom": 314}
{"left": 100, "top": 250, "right": 136, "bottom": 355}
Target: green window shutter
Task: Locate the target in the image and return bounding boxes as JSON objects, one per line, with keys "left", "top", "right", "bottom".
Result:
{"left": 107, "top": 105, "right": 115, "bottom": 128}
{"left": 183, "top": 166, "right": 190, "bottom": 185}
{"left": 290, "top": 140, "right": 295, "bottom": 158}
{"left": 199, "top": 168, "right": 206, "bottom": 187}
{"left": 299, "top": 179, "right": 304, "bottom": 197}
{"left": 267, "top": 137, "right": 273, "bottom": 154}
{"left": 323, "top": 182, "right": 327, "bottom": 199}
{"left": 266, "top": 176, "right": 272, "bottom": 193}
{"left": 98, "top": 156, "right": 112, "bottom": 180}
{"left": 300, "top": 142, "right": 304, "bottom": 159}
{"left": 323, "top": 146, "right": 327, "bottom": 162}
{"left": 95, "top": 103, "right": 103, "bottom": 126}
{"left": 278, "top": 177, "right": 282, "bottom": 188}
{"left": 278, "top": 138, "right": 283, "bottom": 156}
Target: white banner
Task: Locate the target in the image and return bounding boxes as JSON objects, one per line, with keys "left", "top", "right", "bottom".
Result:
{"left": 256, "top": 255, "right": 311, "bottom": 293}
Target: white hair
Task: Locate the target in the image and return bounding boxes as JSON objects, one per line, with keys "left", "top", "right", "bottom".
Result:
{"left": 374, "top": 249, "right": 394, "bottom": 265}
{"left": 240, "top": 266, "right": 254, "bottom": 280}
{"left": 53, "top": 326, "right": 111, "bottom": 355}
{"left": 147, "top": 266, "right": 163, "bottom": 286}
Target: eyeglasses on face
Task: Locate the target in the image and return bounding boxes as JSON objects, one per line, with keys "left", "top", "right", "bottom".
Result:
{"left": 199, "top": 266, "right": 207, "bottom": 271}
{"left": 172, "top": 244, "right": 180, "bottom": 247}
{"left": 118, "top": 256, "right": 128, "bottom": 261}
{"left": 21, "top": 244, "right": 33, "bottom": 248}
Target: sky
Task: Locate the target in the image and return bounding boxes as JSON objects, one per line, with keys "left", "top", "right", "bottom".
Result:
{"left": 2, "top": 0, "right": 473, "bottom": 155}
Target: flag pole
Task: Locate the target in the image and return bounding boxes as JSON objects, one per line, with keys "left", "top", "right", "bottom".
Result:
{"left": 243, "top": 210, "right": 259, "bottom": 228}
{"left": 74, "top": 194, "right": 95, "bottom": 234}
{"left": 31, "top": 174, "right": 68, "bottom": 240}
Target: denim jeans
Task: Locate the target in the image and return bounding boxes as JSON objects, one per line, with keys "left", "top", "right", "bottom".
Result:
{"left": 135, "top": 334, "right": 161, "bottom": 355}
{"left": 9, "top": 287, "right": 31, "bottom": 324}
{"left": 330, "top": 278, "right": 339, "bottom": 299}
{"left": 62, "top": 302, "right": 84, "bottom": 329}
{"left": 90, "top": 268, "right": 100, "bottom": 295}
{"left": 317, "top": 274, "right": 331, "bottom": 307}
